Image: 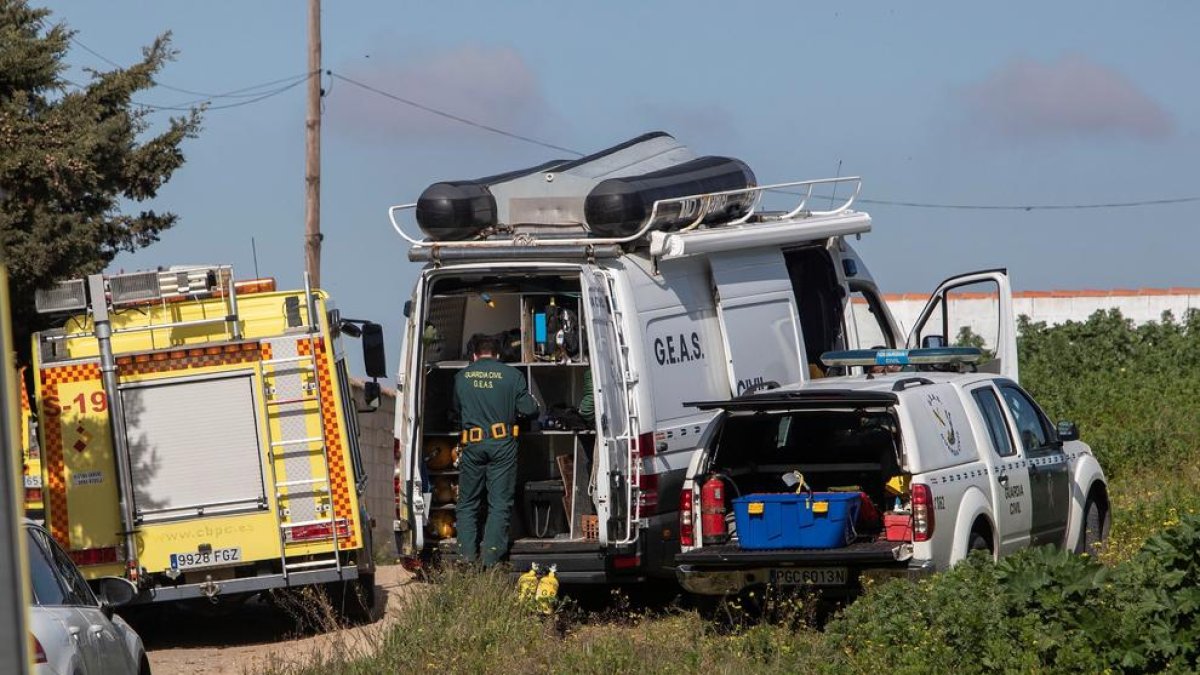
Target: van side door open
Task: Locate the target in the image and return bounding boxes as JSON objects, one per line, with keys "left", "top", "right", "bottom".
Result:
{"left": 709, "top": 248, "right": 806, "bottom": 395}
{"left": 908, "top": 269, "right": 1018, "bottom": 381}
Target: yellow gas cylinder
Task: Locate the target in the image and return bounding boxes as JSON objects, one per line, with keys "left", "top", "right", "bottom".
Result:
{"left": 424, "top": 437, "right": 458, "bottom": 470}
{"left": 535, "top": 564, "right": 559, "bottom": 614}
{"left": 517, "top": 563, "right": 540, "bottom": 603}
{"left": 427, "top": 510, "right": 456, "bottom": 539}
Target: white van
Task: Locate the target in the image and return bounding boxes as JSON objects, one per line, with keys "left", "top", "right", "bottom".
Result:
{"left": 390, "top": 134, "right": 909, "bottom": 583}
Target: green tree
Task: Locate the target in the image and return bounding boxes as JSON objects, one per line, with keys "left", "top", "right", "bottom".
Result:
{"left": 0, "top": 0, "right": 202, "bottom": 354}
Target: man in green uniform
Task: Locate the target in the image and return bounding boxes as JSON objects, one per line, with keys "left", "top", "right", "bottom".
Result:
{"left": 452, "top": 336, "right": 540, "bottom": 566}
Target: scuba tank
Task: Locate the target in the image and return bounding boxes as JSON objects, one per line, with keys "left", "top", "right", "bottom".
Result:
{"left": 534, "top": 564, "right": 559, "bottom": 614}
{"left": 517, "top": 563, "right": 540, "bottom": 603}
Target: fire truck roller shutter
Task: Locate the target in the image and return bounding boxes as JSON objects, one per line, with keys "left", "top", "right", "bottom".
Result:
{"left": 584, "top": 156, "right": 757, "bottom": 238}
{"left": 121, "top": 374, "right": 267, "bottom": 521}
{"left": 415, "top": 160, "right": 567, "bottom": 241}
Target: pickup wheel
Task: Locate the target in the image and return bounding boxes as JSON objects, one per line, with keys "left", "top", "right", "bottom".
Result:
{"left": 968, "top": 531, "right": 991, "bottom": 555}
{"left": 1077, "top": 496, "right": 1109, "bottom": 556}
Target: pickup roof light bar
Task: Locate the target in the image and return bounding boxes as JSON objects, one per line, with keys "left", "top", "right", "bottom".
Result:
{"left": 820, "top": 347, "right": 984, "bottom": 368}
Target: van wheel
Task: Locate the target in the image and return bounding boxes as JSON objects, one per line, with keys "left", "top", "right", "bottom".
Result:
{"left": 138, "top": 653, "right": 152, "bottom": 675}
{"left": 1077, "top": 497, "right": 1108, "bottom": 556}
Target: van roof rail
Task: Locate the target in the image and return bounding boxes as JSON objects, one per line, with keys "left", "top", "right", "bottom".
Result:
{"left": 388, "top": 176, "right": 863, "bottom": 253}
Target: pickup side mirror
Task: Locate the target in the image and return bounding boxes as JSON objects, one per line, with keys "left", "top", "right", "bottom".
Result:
{"left": 361, "top": 322, "right": 387, "bottom": 379}
{"left": 94, "top": 576, "right": 138, "bottom": 618}
{"left": 362, "top": 380, "right": 381, "bottom": 412}
{"left": 921, "top": 334, "right": 946, "bottom": 349}
{"left": 403, "top": 300, "right": 413, "bottom": 319}
{"left": 1057, "top": 420, "right": 1079, "bottom": 442}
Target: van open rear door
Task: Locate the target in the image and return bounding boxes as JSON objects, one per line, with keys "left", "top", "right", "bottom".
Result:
{"left": 907, "top": 269, "right": 1018, "bottom": 381}
{"left": 396, "top": 277, "right": 427, "bottom": 555}
{"left": 581, "top": 266, "right": 636, "bottom": 545}
{"left": 709, "top": 248, "right": 806, "bottom": 395}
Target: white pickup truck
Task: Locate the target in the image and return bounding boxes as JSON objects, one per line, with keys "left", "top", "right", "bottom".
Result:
{"left": 674, "top": 348, "right": 1110, "bottom": 599}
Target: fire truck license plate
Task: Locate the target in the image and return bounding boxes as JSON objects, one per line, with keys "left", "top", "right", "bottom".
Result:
{"left": 170, "top": 548, "right": 242, "bottom": 571}
{"left": 769, "top": 567, "right": 847, "bottom": 586}
{"left": 23, "top": 474, "right": 42, "bottom": 488}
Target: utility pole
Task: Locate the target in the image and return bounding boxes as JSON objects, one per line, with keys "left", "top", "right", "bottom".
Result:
{"left": 304, "top": 0, "right": 322, "bottom": 287}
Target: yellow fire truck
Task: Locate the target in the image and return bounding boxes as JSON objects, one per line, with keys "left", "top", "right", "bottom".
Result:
{"left": 30, "top": 265, "right": 386, "bottom": 612}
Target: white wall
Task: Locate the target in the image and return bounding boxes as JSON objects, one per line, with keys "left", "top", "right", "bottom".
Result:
{"left": 881, "top": 288, "right": 1200, "bottom": 347}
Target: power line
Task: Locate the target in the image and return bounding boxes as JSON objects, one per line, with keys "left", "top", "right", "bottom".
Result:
{"left": 64, "top": 38, "right": 1200, "bottom": 212}
{"left": 768, "top": 188, "right": 1200, "bottom": 211}
{"left": 132, "top": 74, "right": 311, "bottom": 112}
{"left": 69, "top": 35, "right": 312, "bottom": 110}
{"left": 329, "top": 71, "right": 585, "bottom": 156}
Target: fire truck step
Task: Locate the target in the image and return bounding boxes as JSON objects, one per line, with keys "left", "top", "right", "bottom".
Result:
{"left": 271, "top": 437, "right": 324, "bottom": 447}
{"left": 265, "top": 397, "right": 317, "bottom": 406}
{"left": 282, "top": 517, "right": 343, "bottom": 528}
{"left": 261, "top": 355, "right": 317, "bottom": 367}
{"left": 275, "top": 478, "right": 328, "bottom": 488}
{"left": 284, "top": 559, "right": 340, "bottom": 571}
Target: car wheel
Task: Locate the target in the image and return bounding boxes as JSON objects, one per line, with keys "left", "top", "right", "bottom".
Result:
{"left": 1078, "top": 497, "right": 1108, "bottom": 556}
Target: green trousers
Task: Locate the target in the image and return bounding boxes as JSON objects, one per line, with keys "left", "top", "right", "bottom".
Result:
{"left": 456, "top": 440, "right": 518, "bottom": 566}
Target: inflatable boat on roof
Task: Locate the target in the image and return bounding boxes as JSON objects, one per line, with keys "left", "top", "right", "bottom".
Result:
{"left": 412, "top": 132, "right": 757, "bottom": 241}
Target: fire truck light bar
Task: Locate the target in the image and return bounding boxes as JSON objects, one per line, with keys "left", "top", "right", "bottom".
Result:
{"left": 34, "top": 279, "right": 88, "bottom": 314}
{"left": 820, "top": 347, "right": 984, "bottom": 367}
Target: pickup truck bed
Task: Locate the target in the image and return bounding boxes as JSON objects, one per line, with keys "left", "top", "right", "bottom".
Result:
{"left": 676, "top": 539, "right": 908, "bottom": 567}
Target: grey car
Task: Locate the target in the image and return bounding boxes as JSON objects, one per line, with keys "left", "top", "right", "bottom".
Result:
{"left": 25, "top": 520, "right": 148, "bottom": 675}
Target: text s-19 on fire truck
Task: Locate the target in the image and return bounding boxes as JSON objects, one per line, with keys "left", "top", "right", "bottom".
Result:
{"left": 389, "top": 132, "right": 937, "bottom": 583}
{"left": 31, "top": 265, "right": 386, "bottom": 611}
{"left": 673, "top": 344, "right": 1110, "bottom": 600}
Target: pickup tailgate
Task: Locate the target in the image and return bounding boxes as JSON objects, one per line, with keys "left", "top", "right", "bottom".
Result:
{"left": 677, "top": 540, "right": 907, "bottom": 566}
{"left": 676, "top": 540, "right": 913, "bottom": 596}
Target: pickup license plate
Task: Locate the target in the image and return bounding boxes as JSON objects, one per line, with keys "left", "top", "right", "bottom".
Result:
{"left": 23, "top": 474, "right": 42, "bottom": 488}
{"left": 170, "top": 548, "right": 242, "bottom": 571}
{"left": 769, "top": 567, "right": 848, "bottom": 587}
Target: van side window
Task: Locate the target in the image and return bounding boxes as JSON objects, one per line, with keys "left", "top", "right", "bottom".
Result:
{"left": 998, "top": 385, "right": 1052, "bottom": 452}
{"left": 971, "top": 387, "right": 1015, "bottom": 457}
{"left": 846, "top": 288, "right": 895, "bottom": 349}
{"left": 783, "top": 247, "right": 846, "bottom": 364}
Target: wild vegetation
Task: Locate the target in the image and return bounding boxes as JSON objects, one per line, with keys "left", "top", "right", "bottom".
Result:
{"left": 266, "top": 309, "right": 1200, "bottom": 674}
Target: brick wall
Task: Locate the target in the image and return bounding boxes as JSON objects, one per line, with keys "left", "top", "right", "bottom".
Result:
{"left": 349, "top": 379, "right": 397, "bottom": 558}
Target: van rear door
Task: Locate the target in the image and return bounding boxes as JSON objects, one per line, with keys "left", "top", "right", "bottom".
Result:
{"left": 709, "top": 248, "right": 806, "bottom": 395}
{"left": 581, "top": 266, "right": 635, "bottom": 545}
{"left": 907, "top": 270, "right": 1018, "bottom": 381}
{"left": 396, "top": 276, "right": 427, "bottom": 554}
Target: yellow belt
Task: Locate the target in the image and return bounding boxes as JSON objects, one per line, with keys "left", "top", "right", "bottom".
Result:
{"left": 461, "top": 424, "right": 520, "bottom": 444}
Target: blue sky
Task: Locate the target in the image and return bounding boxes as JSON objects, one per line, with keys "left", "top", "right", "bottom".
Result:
{"left": 44, "top": 1, "right": 1200, "bottom": 375}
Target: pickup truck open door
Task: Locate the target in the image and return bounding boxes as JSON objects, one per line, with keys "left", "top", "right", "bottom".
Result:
{"left": 907, "top": 269, "right": 1018, "bottom": 382}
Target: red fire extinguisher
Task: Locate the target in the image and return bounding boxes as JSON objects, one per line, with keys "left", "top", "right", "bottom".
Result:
{"left": 700, "top": 475, "right": 728, "bottom": 545}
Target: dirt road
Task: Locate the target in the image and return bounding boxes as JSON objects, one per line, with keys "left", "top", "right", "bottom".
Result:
{"left": 136, "top": 565, "right": 415, "bottom": 674}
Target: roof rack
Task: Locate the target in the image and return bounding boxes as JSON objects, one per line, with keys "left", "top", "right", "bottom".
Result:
{"left": 388, "top": 175, "right": 863, "bottom": 252}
